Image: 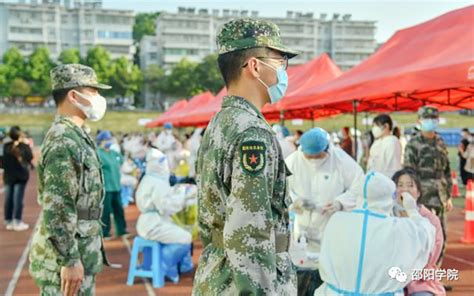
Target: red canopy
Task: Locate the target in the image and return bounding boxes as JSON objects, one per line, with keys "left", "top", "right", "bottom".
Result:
{"left": 169, "top": 91, "right": 215, "bottom": 127}
{"left": 146, "top": 99, "right": 188, "bottom": 128}
{"left": 280, "top": 5, "right": 474, "bottom": 113}
{"left": 178, "top": 88, "right": 227, "bottom": 127}
{"left": 178, "top": 53, "right": 344, "bottom": 127}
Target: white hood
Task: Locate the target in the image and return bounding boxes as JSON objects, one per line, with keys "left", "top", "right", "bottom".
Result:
{"left": 145, "top": 147, "right": 170, "bottom": 178}
{"left": 356, "top": 171, "right": 396, "bottom": 215}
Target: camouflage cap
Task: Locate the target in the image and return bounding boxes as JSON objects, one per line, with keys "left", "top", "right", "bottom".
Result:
{"left": 216, "top": 18, "right": 298, "bottom": 58}
{"left": 418, "top": 106, "right": 439, "bottom": 118}
{"left": 50, "top": 64, "right": 111, "bottom": 91}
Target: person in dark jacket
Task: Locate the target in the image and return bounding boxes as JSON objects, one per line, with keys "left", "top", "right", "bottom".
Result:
{"left": 3, "top": 126, "right": 33, "bottom": 231}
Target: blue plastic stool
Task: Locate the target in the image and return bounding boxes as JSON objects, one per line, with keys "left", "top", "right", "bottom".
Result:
{"left": 127, "top": 236, "right": 164, "bottom": 288}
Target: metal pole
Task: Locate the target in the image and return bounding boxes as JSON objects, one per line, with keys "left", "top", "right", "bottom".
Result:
{"left": 353, "top": 100, "right": 359, "bottom": 160}
{"left": 311, "top": 110, "right": 315, "bottom": 128}
{"left": 280, "top": 110, "right": 284, "bottom": 126}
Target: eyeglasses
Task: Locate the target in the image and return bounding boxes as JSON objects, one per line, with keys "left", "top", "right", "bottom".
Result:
{"left": 242, "top": 56, "right": 289, "bottom": 70}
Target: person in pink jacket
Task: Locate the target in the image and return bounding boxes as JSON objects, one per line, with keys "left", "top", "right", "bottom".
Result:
{"left": 393, "top": 168, "right": 446, "bottom": 296}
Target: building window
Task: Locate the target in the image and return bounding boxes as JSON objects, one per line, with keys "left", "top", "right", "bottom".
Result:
{"left": 97, "top": 30, "right": 132, "bottom": 39}
{"left": 149, "top": 53, "right": 157, "bottom": 60}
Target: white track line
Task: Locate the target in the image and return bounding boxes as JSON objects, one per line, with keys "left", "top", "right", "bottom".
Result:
{"left": 121, "top": 236, "right": 156, "bottom": 296}
{"left": 5, "top": 218, "right": 40, "bottom": 296}
{"left": 445, "top": 254, "right": 474, "bottom": 267}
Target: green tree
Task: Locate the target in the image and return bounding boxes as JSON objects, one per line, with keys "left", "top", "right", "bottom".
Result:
{"left": 143, "top": 64, "right": 166, "bottom": 108}
{"left": 194, "top": 54, "right": 225, "bottom": 94}
{"left": 109, "top": 57, "right": 143, "bottom": 98}
{"left": 10, "top": 78, "right": 31, "bottom": 100}
{"left": 58, "top": 48, "right": 81, "bottom": 64}
{"left": 2, "top": 47, "right": 26, "bottom": 82}
{"left": 133, "top": 12, "right": 160, "bottom": 43}
{"left": 0, "top": 64, "right": 8, "bottom": 96}
{"left": 163, "top": 58, "right": 201, "bottom": 98}
{"left": 84, "top": 46, "right": 112, "bottom": 86}
{"left": 25, "top": 47, "right": 55, "bottom": 96}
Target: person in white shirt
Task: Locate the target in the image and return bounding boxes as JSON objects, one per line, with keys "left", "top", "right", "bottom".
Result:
{"left": 273, "top": 124, "right": 296, "bottom": 158}
{"left": 368, "top": 114, "right": 402, "bottom": 178}
{"left": 285, "top": 127, "right": 364, "bottom": 250}
{"left": 315, "top": 171, "right": 435, "bottom": 296}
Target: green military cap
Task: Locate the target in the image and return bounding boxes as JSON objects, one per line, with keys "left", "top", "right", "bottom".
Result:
{"left": 50, "top": 64, "right": 111, "bottom": 91}
{"left": 417, "top": 106, "right": 439, "bottom": 118}
{"left": 216, "top": 18, "right": 298, "bottom": 58}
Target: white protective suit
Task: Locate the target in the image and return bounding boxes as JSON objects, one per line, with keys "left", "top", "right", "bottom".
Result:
{"left": 273, "top": 125, "right": 296, "bottom": 158}
{"left": 136, "top": 148, "right": 195, "bottom": 244}
{"left": 155, "top": 130, "right": 177, "bottom": 154}
{"left": 315, "top": 172, "right": 435, "bottom": 296}
{"left": 367, "top": 135, "right": 402, "bottom": 178}
{"left": 285, "top": 145, "right": 364, "bottom": 246}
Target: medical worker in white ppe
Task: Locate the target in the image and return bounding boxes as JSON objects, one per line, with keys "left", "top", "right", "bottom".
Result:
{"left": 135, "top": 147, "right": 195, "bottom": 244}
{"left": 155, "top": 122, "right": 178, "bottom": 154}
{"left": 367, "top": 114, "right": 402, "bottom": 178}
{"left": 315, "top": 171, "right": 435, "bottom": 296}
{"left": 285, "top": 127, "right": 364, "bottom": 247}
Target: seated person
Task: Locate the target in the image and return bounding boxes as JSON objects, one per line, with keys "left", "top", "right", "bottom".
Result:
{"left": 392, "top": 168, "right": 446, "bottom": 296}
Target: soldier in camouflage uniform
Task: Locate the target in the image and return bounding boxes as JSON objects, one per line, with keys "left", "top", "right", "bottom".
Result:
{"left": 192, "top": 18, "right": 298, "bottom": 295}
{"left": 404, "top": 106, "right": 453, "bottom": 266}
{"left": 29, "top": 64, "right": 111, "bottom": 296}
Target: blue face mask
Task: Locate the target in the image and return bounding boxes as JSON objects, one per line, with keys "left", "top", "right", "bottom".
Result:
{"left": 104, "top": 141, "right": 113, "bottom": 149}
{"left": 257, "top": 61, "right": 288, "bottom": 104}
{"left": 420, "top": 119, "right": 439, "bottom": 132}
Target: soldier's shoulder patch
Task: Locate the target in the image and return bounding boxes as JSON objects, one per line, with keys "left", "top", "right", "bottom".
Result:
{"left": 240, "top": 140, "right": 266, "bottom": 175}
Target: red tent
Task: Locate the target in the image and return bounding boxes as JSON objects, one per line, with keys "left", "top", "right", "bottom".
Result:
{"left": 178, "top": 88, "right": 227, "bottom": 127}
{"left": 178, "top": 53, "right": 344, "bottom": 127}
{"left": 146, "top": 99, "right": 188, "bottom": 128}
{"left": 280, "top": 5, "right": 474, "bottom": 113}
{"left": 169, "top": 91, "right": 215, "bottom": 127}
{"left": 262, "top": 53, "right": 343, "bottom": 120}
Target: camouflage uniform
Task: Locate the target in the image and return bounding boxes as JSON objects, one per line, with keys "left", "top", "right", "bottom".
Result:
{"left": 29, "top": 64, "right": 111, "bottom": 296}
{"left": 192, "top": 19, "right": 298, "bottom": 296}
{"left": 404, "top": 106, "right": 452, "bottom": 265}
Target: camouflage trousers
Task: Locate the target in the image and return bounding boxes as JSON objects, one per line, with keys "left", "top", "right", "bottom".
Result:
{"left": 39, "top": 275, "right": 95, "bottom": 296}
{"left": 425, "top": 204, "right": 447, "bottom": 266}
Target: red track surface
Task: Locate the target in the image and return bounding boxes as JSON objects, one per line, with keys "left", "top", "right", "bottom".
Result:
{"left": 1, "top": 168, "right": 473, "bottom": 295}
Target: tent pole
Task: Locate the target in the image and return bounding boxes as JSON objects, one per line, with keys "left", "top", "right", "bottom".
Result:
{"left": 353, "top": 100, "right": 358, "bottom": 160}
{"left": 365, "top": 112, "right": 369, "bottom": 132}
{"left": 280, "top": 110, "right": 284, "bottom": 126}
{"left": 311, "top": 110, "right": 315, "bottom": 128}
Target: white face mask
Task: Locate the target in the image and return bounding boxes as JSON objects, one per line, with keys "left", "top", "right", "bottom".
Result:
{"left": 306, "top": 156, "right": 327, "bottom": 167}
{"left": 72, "top": 90, "right": 107, "bottom": 122}
{"left": 371, "top": 125, "right": 384, "bottom": 139}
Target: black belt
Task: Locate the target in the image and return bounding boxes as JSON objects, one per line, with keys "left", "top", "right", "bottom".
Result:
{"left": 211, "top": 231, "right": 290, "bottom": 253}
{"left": 77, "top": 208, "right": 102, "bottom": 220}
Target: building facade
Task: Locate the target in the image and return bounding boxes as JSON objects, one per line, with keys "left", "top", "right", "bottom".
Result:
{"left": 0, "top": 0, "right": 135, "bottom": 61}
{"left": 140, "top": 8, "right": 377, "bottom": 71}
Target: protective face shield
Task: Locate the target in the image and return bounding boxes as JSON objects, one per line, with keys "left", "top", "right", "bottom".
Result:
{"left": 72, "top": 90, "right": 107, "bottom": 122}
{"left": 145, "top": 147, "right": 170, "bottom": 178}
{"left": 257, "top": 60, "right": 288, "bottom": 104}
{"left": 419, "top": 118, "right": 439, "bottom": 132}
{"left": 371, "top": 125, "right": 384, "bottom": 139}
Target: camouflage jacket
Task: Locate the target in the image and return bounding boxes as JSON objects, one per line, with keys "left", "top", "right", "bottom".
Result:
{"left": 30, "top": 116, "right": 105, "bottom": 285}
{"left": 404, "top": 133, "right": 452, "bottom": 206}
{"left": 192, "top": 96, "right": 297, "bottom": 295}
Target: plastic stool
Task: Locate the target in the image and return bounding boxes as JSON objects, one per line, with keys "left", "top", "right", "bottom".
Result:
{"left": 127, "top": 236, "right": 164, "bottom": 288}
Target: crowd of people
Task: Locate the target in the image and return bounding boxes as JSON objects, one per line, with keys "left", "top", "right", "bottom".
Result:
{"left": 1, "top": 16, "right": 474, "bottom": 296}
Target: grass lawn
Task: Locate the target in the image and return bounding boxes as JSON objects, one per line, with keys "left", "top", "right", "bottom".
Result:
{"left": 1, "top": 110, "right": 473, "bottom": 135}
